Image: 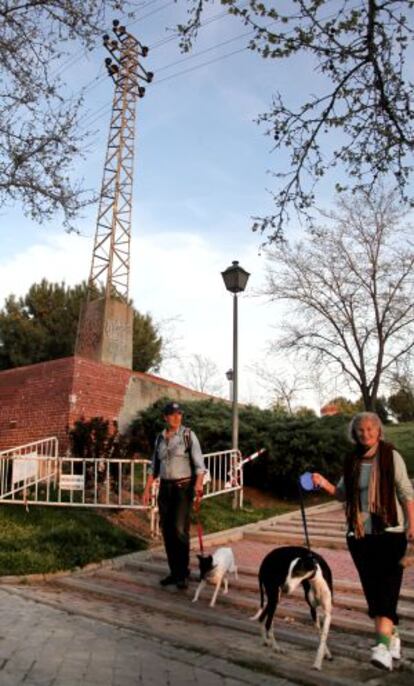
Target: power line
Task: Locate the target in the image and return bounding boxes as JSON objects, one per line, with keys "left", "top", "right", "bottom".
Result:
{"left": 80, "top": 1, "right": 364, "bottom": 132}
{"left": 82, "top": 44, "right": 248, "bottom": 131}
{"left": 71, "top": 0, "right": 251, "bottom": 104}
{"left": 154, "top": 45, "right": 248, "bottom": 85}
{"left": 80, "top": 30, "right": 254, "bottom": 128}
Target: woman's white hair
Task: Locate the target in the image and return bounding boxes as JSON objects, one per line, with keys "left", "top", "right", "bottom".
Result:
{"left": 348, "top": 411, "right": 384, "bottom": 444}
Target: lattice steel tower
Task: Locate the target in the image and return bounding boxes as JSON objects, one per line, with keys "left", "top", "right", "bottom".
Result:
{"left": 76, "top": 20, "right": 153, "bottom": 368}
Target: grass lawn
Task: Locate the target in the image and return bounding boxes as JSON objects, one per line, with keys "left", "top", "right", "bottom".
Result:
{"left": 385, "top": 422, "right": 414, "bottom": 475}
{"left": 0, "top": 505, "right": 145, "bottom": 577}
{"left": 194, "top": 492, "right": 296, "bottom": 535}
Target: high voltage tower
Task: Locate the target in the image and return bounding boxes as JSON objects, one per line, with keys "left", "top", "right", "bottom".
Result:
{"left": 75, "top": 20, "right": 153, "bottom": 369}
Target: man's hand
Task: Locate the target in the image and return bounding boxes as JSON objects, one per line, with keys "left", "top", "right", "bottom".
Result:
{"left": 194, "top": 474, "right": 204, "bottom": 501}
{"left": 142, "top": 475, "right": 155, "bottom": 506}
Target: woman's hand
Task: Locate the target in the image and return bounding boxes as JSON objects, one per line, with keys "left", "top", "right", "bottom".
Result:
{"left": 405, "top": 501, "right": 414, "bottom": 544}
{"left": 312, "top": 472, "right": 325, "bottom": 489}
{"left": 312, "top": 472, "right": 336, "bottom": 497}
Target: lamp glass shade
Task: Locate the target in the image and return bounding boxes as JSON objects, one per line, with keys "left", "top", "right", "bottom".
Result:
{"left": 221, "top": 260, "right": 250, "bottom": 294}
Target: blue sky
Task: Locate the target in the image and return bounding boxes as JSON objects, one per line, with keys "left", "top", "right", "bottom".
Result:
{"left": 0, "top": 1, "right": 368, "bottom": 409}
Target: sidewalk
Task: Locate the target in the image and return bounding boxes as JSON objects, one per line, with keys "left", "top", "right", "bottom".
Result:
{"left": 0, "top": 589, "right": 293, "bottom": 686}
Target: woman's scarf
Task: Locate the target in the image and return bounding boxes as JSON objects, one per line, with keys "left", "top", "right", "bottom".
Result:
{"left": 343, "top": 440, "right": 398, "bottom": 538}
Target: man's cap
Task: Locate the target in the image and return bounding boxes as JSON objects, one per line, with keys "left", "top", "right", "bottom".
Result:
{"left": 163, "top": 401, "right": 183, "bottom": 415}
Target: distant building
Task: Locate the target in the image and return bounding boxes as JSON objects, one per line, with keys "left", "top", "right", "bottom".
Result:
{"left": 320, "top": 403, "right": 340, "bottom": 417}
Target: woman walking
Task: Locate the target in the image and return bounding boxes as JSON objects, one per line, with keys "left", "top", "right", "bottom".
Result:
{"left": 313, "top": 412, "right": 414, "bottom": 671}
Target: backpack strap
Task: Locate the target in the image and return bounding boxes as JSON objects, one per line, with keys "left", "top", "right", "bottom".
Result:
{"left": 183, "top": 427, "right": 192, "bottom": 454}
{"left": 154, "top": 432, "right": 163, "bottom": 456}
{"left": 183, "top": 427, "right": 196, "bottom": 479}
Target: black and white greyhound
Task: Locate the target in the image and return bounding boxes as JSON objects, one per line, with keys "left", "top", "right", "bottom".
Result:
{"left": 251, "top": 546, "right": 333, "bottom": 671}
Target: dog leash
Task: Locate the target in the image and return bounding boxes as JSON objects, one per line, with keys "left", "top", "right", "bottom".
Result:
{"left": 194, "top": 494, "right": 205, "bottom": 555}
{"left": 298, "top": 479, "right": 312, "bottom": 550}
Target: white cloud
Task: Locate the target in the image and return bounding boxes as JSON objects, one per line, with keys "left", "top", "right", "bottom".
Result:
{"left": 0, "top": 227, "right": 284, "bottom": 405}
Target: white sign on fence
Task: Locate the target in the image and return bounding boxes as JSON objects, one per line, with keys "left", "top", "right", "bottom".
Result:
{"left": 60, "top": 474, "right": 85, "bottom": 491}
{"left": 12, "top": 452, "right": 38, "bottom": 486}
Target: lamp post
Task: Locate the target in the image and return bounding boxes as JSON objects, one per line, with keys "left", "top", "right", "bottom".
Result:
{"left": 221, "top": 261, "right": 250, "bottom": 452}
{"left": 225, "top": 368, "right": 234, "bottom": 401}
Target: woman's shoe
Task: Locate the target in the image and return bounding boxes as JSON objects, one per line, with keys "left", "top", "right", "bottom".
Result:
{"left": 371, "top": 643, "right": 392, "bottom": 671}
{"left": 390, "top": 634, "right": 401, "bottom": 660}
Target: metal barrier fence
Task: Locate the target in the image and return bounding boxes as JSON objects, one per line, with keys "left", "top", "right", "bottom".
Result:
{"left": 0, "top": 439, "right": 243, "bottom": 536}
{"left": 203, "top": 448, "right": 243, "bottom": 504}
{"left": 0, "top": 437, "right": 59, "bottom": 503}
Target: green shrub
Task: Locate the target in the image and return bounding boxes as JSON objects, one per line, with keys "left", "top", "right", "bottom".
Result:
{"left": 129, "top": 398, "right": 350, "bottom": 497}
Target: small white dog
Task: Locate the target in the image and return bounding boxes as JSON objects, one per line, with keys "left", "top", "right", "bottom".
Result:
{"left": 192, "top": 546, "right": 238, "bottom": 607}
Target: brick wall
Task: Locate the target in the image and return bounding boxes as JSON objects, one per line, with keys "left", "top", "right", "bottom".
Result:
{"left": 69, "top": 357, "right": 131, "bottom": 424}
{"left": 0, "top": 357, "right": 75, "bottom": 451}
{"left": 0, "top": 356, "right": 216, "bottom": 453}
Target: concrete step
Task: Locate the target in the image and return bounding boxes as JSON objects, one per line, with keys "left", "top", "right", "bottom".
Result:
{"left": 71, "top": 563, "right": 414, "bottom": 644}
{"left": 123, "top": 558, "right": 414, "bottom": 624}
{"left": 261, "top": 524, "right": 347, "bottom": 535}
{"left": 289, "top": 516, "right": 346, "bottom": 526}
{"left": 149, "top": 551, "right": 414, "bottom": 602}
{"left": 55, "top": 569, "right": 414, "bottom": 657}
{"left": 48, "top": 573, "right": 408, "bottom": 686}
{"left": 243, "top": 530, "right": 347, "bottom": 550}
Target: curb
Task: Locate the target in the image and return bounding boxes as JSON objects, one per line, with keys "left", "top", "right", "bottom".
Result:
{"left": 0, "top": 549, "right": 149, "bottom": 586}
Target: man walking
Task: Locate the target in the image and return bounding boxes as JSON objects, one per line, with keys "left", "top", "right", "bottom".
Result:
{"left": 143, "top": 402, "right": 205, "bottom": 589}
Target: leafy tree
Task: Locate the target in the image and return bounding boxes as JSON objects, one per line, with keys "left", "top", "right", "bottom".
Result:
{"left": 294, "top": 406, "right": 317, "bottom": 418}
{"left": 132, "top": 312, "right": 163, "bottom": 373}
{"left": 263, "top": 190, "right": 414, "bottom": 410}
{"left": 0, "top": 279, "right": 162, "bottom": 372}
{"left": 179, "top": 1, "right": 414, "bottom": 240}
{"left": 388, "top": 383, "right": 414, "bottom": 422}
{"left": 374, "top": 395, "right": 389, "bottom": 424}
{"left": 0, "top": 0, "right": 133, "bottom": 226}
{"left": 322, "top": 396, "right": 364, "bottom": 416}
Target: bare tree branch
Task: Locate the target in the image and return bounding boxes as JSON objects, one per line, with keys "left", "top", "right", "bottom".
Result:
{"left": 263, "top": 189, "right": 414, "bottom": 408}
{"left": 0, "top": 1, "right": 134, "bottom": 227}
{"left": 179, "top": 1, "right": 414, "bottom": 241}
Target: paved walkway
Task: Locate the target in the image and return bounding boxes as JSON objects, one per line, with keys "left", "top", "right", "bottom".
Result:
{"left": 0, "top": 589, "right": 293, "bottom": 686}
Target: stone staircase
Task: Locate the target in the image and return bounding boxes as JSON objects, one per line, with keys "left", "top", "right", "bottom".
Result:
{"left": 25, "top": 502, "right": 414, "bottom": 686}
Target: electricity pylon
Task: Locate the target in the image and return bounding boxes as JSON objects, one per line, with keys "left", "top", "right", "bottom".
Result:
{"left": 75, "top": 20, "right": 152, "bottom": 369}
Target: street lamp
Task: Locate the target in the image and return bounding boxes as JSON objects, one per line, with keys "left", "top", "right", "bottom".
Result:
{"left": 221, "top": 260, "right": 250, "bottom": 452}
{"left": 225, "top": 368, "right": 234, "bottom": 401}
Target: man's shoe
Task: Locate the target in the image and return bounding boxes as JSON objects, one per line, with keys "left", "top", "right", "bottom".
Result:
{"left": 390, "top": 634, "right": 401, "bottom": 660}
{"left": 371, "top": 643, "right": 392, "bottom": 671}
{"left": 176, "top": 579, "right": 188, "bottom": 590}
{"left": 160, "top": 575, "right": 176, "bottom": 587}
